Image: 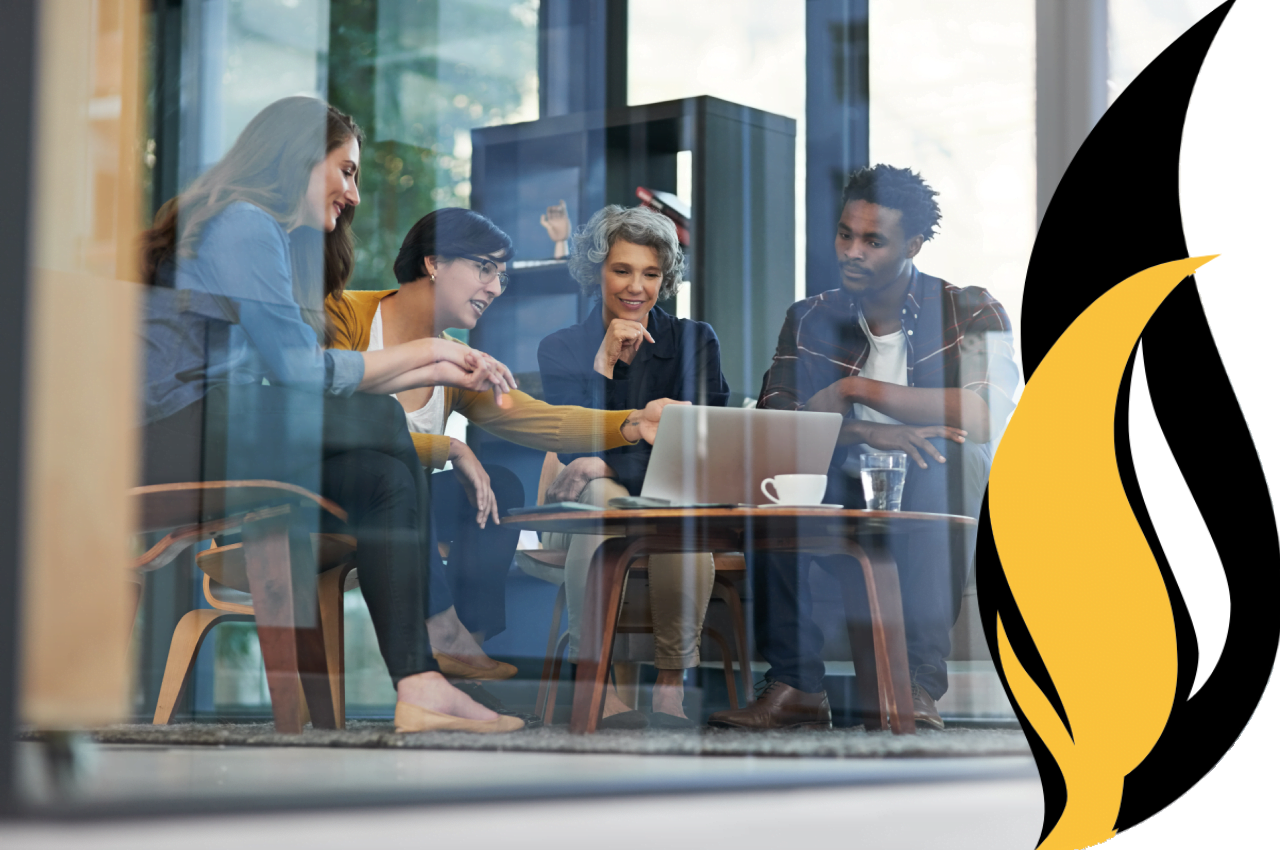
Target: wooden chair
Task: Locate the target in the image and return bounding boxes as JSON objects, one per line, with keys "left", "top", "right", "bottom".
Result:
{"left": 150, "top": 533, "right": 359, "bottom": 730}
{"left": 131, "top": 481, "right": 349, "bottom": 733}
{"left": 515, "top": 453, "right": 752, "bottom": 724}
{"left": 151, "top": 502, "right": 461, "bottom": 731}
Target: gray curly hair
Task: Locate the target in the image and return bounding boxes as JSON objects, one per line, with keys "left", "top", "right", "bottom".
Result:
{"left": 568, "top": 205, "right": 687, "bottom": 300}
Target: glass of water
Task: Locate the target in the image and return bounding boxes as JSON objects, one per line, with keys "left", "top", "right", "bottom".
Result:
{"left": 860, "top": 451, "right": 908, "bottom": 511}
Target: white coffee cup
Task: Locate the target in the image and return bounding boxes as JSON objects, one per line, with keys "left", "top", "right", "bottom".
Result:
{"left": 760, "top": 474, "right": 828, "bottom": 506}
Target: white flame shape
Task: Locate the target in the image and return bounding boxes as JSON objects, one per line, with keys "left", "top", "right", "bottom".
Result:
{"left": 1128, "top": 341, "right": 1230, "bottom": 699}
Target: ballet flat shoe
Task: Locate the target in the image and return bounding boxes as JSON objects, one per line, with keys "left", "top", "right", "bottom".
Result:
{"left": 433, "top": 652, "right": 518, "bottom": 681}
{"left": 394, "top": 702, "right": 525, "bottom": 734}
{"left": 452, "top": 681, "right": 544, "bottom": 730}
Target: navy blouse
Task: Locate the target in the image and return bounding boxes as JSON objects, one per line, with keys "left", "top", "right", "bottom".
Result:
{"left": 537, "top": 303, "right": 731, "bottom": 495}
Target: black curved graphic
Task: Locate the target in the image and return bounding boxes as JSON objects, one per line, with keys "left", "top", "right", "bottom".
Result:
{"left": 988, "top": 0, "right": 1280, "bottom": 839}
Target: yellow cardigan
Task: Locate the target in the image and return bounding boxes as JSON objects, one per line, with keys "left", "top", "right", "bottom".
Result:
{"left": 326, "top": 289, "right": 634, "bottom": 469}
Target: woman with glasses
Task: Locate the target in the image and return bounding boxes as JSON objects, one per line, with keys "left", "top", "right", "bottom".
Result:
{"left": 326, "top": 208, "right": 681, "bottom": 689}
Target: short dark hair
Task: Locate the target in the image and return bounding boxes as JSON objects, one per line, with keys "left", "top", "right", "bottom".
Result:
{"left": 840, "top": 165, "right": 941, "bottom": 242}
{"left": 393, "top": 208, "right": 514, "bottom": 284}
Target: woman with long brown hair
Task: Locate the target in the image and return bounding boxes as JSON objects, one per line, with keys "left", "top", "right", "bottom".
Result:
{"left": 139, "top": 96, "right": 522, "bottom": 733}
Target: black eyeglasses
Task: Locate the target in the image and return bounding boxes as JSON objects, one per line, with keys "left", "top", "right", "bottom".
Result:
{"left": 457, "top": 253, "right": 509, "bottom": 293}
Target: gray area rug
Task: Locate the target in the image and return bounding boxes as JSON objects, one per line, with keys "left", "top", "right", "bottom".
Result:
{"left": 38, "top": 722, "right": 1030, "bottom": 758}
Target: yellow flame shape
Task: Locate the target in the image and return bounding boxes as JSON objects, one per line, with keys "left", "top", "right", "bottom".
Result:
{"left": 990, "top": 256, "right": 1215, "bottom": 849}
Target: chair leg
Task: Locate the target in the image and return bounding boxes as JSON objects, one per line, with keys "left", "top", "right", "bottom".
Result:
{"left": 862, "top": 545, "right": 915, "bottom": 734}
{"left": 543, "top": 631, "right": 572, "bottom": 724}
{"left": 153, "top": 609, "right": 253, "bottom": 724}
{"left": 295, "top": 680, "right": 311, "bottom": 729}
{"left": 571, "top": 537, "right": 642, "bottom": 734}
{"left": 713, "top": 575, "right": 753, "bottom": 706}
{"left": 840, "top": 544, "right": 916, "bottom": 734}
{"left": 703, "top": 627, "right": 738, "bottom": 711}
{"left": 536, "top": 583, "right": 567, "bottom": 721}
{"left": 242, "top": 509, "right": 336, "bottom": 733}
{"left": 125, "top": 573, "right": 145, "bottom": 643}
{"left": 840, "top": 569, "right": 885, "bottom": 730}
{"left": 317, "top": 565, "right": 351, "bottom": 730}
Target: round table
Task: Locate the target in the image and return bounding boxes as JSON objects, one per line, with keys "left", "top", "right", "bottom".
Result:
{"left": 504, "top": 507, "right": 976, "bottom": 734}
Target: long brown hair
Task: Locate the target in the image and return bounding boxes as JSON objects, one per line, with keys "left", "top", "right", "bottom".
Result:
{"left": 140, "top": 96, "right": 363, "bottom": 343}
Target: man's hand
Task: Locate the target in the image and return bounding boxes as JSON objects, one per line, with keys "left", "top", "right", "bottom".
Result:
{"left": 545, "top": 457, "right": 615, "bottom": 503}
{"left": 621, "top": 398, "right": 690, "bottom": 445}
{"left": 804, "top": 377, "right": 856, "bottom": 415}
{"left": 593, "top": 319, "right": 655, "bottom": 378}
{"left": 849, "top": 421, "right": 966, "bottom": 469}
{"left": 449, "top": 439, "right": 499, "bottom": 529}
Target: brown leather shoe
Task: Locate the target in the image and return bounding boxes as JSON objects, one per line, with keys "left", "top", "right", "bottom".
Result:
{"left": 707, "top": 681, "right": 832, "bottom": 730}
{"left": 912, "top": 683, "right": 945, "bottom": 730}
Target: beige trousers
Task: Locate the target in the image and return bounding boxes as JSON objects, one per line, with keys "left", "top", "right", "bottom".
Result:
{"left": 543, "top": 478, "right": 715, "bottom": 668}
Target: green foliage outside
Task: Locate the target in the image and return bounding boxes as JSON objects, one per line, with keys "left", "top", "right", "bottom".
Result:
{"left": 328, "top": 0, "right": 539, "bottom": 291}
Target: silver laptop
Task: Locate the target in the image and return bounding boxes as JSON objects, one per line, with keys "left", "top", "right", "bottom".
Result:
{"left": 639, "top": 405, "right": 843, "bottom": 506}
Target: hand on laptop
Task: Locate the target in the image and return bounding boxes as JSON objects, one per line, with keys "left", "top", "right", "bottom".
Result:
{"left": 621, "top": 398, "right": 691, "bottom": 445}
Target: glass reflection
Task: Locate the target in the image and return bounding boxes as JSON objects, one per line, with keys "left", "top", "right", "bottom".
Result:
{"left": 13, "top": 0, "right": 1034, "bottom": 822}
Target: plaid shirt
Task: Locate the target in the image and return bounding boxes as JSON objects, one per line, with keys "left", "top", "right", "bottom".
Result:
{"left": 757, "top": 269, "right": 1019, "bottom": 439}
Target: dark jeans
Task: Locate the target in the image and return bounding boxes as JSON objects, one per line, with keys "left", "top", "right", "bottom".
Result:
{"left": 142, "top": 383, "right": 438, "bottom": 684}
{"left": 751, "top": 437, "right": 992, "bottom": 700}
{"left": 426, "top": 465, "right": 525, "bottom": 637}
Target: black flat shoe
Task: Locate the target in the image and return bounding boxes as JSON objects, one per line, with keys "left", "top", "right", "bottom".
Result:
{"left": 599, "top": 710, "right": 649, "bottom": 730}
{"left": 649, "top": 711, "right": 698, "bottom": 730}
{"left": 452, "top": 681, "right": 544, "bottom": 730}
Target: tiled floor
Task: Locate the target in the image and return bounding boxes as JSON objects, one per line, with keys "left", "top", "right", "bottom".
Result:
{"left": 5, "top": 742, "right": 1043, "bottom": 849}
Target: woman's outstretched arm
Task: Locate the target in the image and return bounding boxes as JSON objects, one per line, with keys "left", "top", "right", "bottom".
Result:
{"left": 359, "top": 337, "right": 516, "bottom": 399}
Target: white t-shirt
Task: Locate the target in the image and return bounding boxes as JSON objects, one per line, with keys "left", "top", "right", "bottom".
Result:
{"left": 368, "top": 304, "right": 447, "bottom": 436}
{"left": 845, "top": 307, "right": 907, "bottom": 473}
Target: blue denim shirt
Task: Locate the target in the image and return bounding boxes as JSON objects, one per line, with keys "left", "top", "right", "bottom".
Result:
{"left": 141, "top": 202, "right": 365, "bottom": 424}
{"left": 537, "top": 303, "right": 731, "bottom": 495}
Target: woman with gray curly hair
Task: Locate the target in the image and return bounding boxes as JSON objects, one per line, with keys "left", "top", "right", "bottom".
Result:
{"left": 537, "top": 205, "right": 731, "bottom": 729}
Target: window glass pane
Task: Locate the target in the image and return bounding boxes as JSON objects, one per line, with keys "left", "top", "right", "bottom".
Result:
{"left": 869, "top": 0, "right": 1035, "bottom": 340}
{"left": 868, "top": 0, "right": 1030, "bottom": 722}
{"left": 629, "top": 0, "right": 806, "bottom": 299}
{"left": 152, "top": 0, "right": 542, "bottom": 723}
{"left": 628, "top": 0, "right": 804, "bottom": 117}
{"left": 213, "top": 0, "right": 331, "bottom": 161}
{"left": 14, "top": 1, "right": 1031, "bottom": 830}
{"left": 1109, "top": 0, "right": 1223, "bottom": 103}
{"left": 342, "top": 0, "right": 540, "bottom": 289}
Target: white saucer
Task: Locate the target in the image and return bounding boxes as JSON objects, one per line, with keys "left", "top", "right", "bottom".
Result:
{"left": 754, "top": 503, "right": 844, "bottom": 510}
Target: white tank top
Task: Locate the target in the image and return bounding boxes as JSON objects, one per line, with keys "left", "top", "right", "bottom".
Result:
{"left": 368, "top": 304, "right": 447, "bottom": 436}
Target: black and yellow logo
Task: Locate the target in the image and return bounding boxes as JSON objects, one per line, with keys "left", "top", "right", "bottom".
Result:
{"left": 978, "top": 2, "right": 1278, "bottom": 847}
{"left": 990, "top": 257, "right": 1206, "bottom": 848}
